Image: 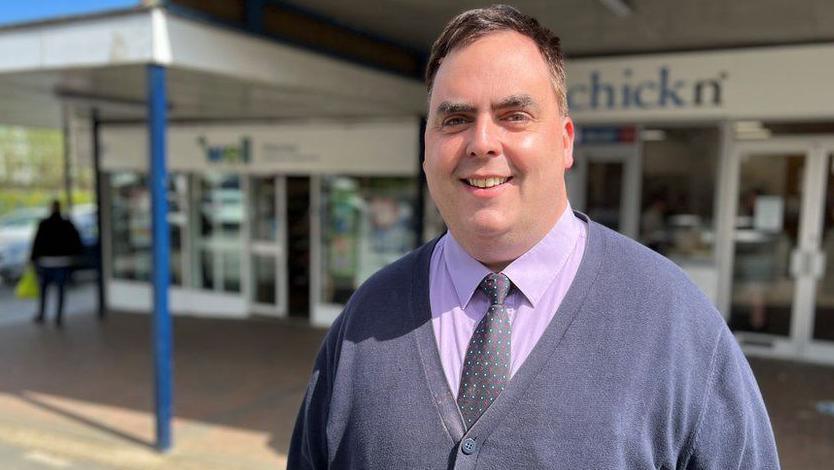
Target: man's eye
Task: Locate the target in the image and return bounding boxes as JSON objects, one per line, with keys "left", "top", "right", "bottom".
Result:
{"left": 504, "top": 113, "right": 530, "bottom": 122}
{"left": 442, "top": 117, "right": 467, "bottom": 127}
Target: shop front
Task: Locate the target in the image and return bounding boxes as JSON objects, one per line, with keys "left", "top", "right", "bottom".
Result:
{"left": 568, "top": 43, "right": 834, "bottom": 364}
{"left": 99, "top": 119, "right": 420, "bottom": 327}
{"left": 72, "top": 25, "right": 834, "bottom": 364}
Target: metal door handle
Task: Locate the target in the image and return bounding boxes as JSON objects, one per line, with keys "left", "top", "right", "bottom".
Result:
{"left": 812, "top": 250, "right": 827, "bottom": 279}
{"left": 790, "top": 249, "right": 805, "bottom": 277}
{"left": 790, "top": 250, "right": 826, "bottom": 278}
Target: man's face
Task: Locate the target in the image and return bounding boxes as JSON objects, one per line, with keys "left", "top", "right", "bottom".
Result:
{"left": 424, "top": 31, "right": 574, "bottom": 257}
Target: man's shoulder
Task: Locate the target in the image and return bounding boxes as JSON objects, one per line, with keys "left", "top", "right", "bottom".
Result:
{"left": 355, "top": 239, "right": 434, "bottom": 297}
{"left": 588, "top": 221, "right": 725, "bottom": 331}
{"left": 592, "top": 222, "right": 701, "bottom": 291}
{"left": 335, "top": 239, "right": 437, "bottom": 333}
{"left": 585, "top": 221, "right": 733, "bottom": 383}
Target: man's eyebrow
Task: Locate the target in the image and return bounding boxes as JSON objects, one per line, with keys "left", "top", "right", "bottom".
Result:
{"left": 493, "top": 94, "right": 535, "bottom": 110}
{"left": 436, "top": 101, "right": 476, "bottom": 115}
{"left": 434, "top": 95, "right": 536, "bottom": 116}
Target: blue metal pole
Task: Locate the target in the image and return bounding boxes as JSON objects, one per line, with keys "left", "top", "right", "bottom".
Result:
{"left": 148, "top": 64, "right": 173, "bottom": 452}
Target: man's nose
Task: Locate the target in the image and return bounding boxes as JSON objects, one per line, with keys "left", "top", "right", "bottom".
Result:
{"left": 466, "top": 117, "right": 502, "bottom": 158}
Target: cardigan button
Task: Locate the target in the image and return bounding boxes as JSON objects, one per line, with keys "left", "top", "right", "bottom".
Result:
{"left": 461, "top": 438, "right": 477, "bottom": 455}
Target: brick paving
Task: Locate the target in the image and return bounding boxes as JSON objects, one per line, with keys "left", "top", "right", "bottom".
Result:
{"left": 0, "top": 305, "right": 324, "bottom": 469}
{"left": 749, "top": 357, "right": 834, "bottom": 469}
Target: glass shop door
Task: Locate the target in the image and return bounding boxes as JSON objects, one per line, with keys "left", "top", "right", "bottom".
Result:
{"left": 248, "top": 175, "right": 287, "bottom": 317}
{"left": 729, "top": 138, "right": 834, "bottom": 364}
{"left": 568, "top": 143, "right": 641, "bottom": 239}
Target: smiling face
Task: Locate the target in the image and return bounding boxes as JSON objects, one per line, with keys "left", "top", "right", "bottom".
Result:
{"left": 424, "top": 31, "right": 575, "bottom": 270}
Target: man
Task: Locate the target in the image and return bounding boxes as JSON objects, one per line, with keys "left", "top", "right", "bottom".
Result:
{"left": 289, "top": 5, "right": 779, "bottom": 469}
{"left": 30, "top": 200, "right": 84, "bottom": 327}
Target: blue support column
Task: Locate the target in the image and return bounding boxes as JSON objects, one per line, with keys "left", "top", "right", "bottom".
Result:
{"left": 147, "top": 64, "right": 173, "bottom": 452}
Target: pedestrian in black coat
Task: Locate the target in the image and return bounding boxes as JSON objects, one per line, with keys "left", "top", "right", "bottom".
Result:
{"left": 30, "top": 200, "right": 83, "bottom": 327}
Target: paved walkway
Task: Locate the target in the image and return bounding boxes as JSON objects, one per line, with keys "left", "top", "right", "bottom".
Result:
{"left": 0, "top": 283, "right": 833, "bottom": 469}
{"left": 0, "top": 278, "right": 97, "bottom": 327}
{"left": 0, "top": 284, "right": 324, "bottom": 469}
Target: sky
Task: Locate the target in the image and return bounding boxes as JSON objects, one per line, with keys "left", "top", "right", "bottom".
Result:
{"left": 0, "top": 0, "right": 140, "bottom": 27}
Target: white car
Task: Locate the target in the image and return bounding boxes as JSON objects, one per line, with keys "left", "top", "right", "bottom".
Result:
{"left": 0, "top": 207, "right": 46, "bottom": 284}
{"left": 0, "top": 205, "right": 97, "bottom": 284}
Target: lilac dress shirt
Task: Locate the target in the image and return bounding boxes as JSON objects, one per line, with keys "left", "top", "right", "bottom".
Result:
{"left": 429, "top": 206, "right": 587, "bottom": 398}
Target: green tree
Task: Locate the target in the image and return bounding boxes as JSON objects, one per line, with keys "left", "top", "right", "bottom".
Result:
{"left": 0, "top": 125, "right": 93, "bottom": 216}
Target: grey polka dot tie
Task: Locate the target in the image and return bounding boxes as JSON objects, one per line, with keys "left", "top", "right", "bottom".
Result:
{"left": 457, "top": 272, "right": 512, "bottom": 429}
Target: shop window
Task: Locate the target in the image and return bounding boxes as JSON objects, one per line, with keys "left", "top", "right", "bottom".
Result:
{"left": 320, "top": 176, "right": 418, "bottom": 304}
{"left": 640, "top": 127, "right": 719, "bottom": 283}
{"left": 109, "top": 172, "right": 188, "bottom": 285}
{"left": 251, "top": 177, "right": 278, "bottom": 242}
{"left": 110, "top": 172, "right": 150, "bottom": 281}
{"left": 586, "top": 161, "right": 624, "bottom": 230}
{"left": 222, "top": 251, "right": 242, "bottom": 293}
{"left": 192, "top": 173, "right": 243, "bottom": 293}
{"left": 167, "top": 174, "right": 188, "bottom": 286}
{"left": 253, "top": 254, "right": 277, "bottom": 304}
{"left": 249, "top": 176, "right": 284, "bottom": 309}
{"left": 199, "top": 249, "right": 214, "bottom": 290}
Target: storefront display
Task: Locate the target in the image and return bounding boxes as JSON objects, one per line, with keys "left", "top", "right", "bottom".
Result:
{"left": 110, "top": 172, "right": 151, "bottom": 281}
{"left": 196, "top": 173, "right": 243, "bottom": 293}
{"left": 101, "top": 120, "right": 420, "bottom": 321}
{"left": 320, "top": 176, "right": 417, "bottom": 305}
{"left": 639, "top": 126, "right": 719, "bottom": 295}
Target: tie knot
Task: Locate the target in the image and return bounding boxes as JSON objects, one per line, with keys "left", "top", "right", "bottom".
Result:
{"left": 479, "top": 272, "right": 511, "bottom": 305}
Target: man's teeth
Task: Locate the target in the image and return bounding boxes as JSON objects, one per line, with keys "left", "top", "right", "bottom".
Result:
{"left": 466, "top": 177, "right": 508, "bottom": 188}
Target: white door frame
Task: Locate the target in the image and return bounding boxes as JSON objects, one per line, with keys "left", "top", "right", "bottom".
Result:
{"left": 247, "top": 175, "right": 288, "bottom": 317}
{"left": 310, "top": 175, "right": 344, "bottom": 327}
{"left": 569, "top": 141, "right": 642, "bottom": 239}
{"left": 722, "top": 135, "right": 834, "bottom": 364}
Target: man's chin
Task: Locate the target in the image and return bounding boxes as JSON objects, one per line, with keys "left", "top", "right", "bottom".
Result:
{"left": 455, "top": 220, "right": 514, "bottom": 242}
{"left": 465, "top": 208, "right": 513, "bottom": 229}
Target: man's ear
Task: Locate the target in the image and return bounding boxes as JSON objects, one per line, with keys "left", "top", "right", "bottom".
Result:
{"left": 562, "top": 116, "right": 575, "bottom": 169}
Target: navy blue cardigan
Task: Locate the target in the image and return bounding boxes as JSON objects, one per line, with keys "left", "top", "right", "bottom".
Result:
{"left": 289, "top": 217, "right": 779, "bottom": 469}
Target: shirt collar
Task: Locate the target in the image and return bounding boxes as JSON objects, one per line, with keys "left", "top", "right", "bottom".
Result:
{"left": 443, "top": 231, "right": 492, "bottom": 309}
{"left": 502, "top": 204, "right": 581, "bottom": 307}
{"left": 442, "top": 204, "right": 582, "bottom": 308}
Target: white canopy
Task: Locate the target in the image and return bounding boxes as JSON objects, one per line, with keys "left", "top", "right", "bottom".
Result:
{"left": 0, "top": 7, "right": 426, "bottom": 128}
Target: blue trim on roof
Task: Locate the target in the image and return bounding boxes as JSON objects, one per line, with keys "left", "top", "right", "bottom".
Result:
{"left": 165, "top": 2, "right": 427, "bottom": 81}
{"left": 245, "top": 0, "right": 265, "bottom": 33}
{"left": 266, "top": 0, "right": 425, "bottom": 59}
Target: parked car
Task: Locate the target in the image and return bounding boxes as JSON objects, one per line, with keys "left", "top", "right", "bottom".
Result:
{"left": 0, "top": 207, "right": 46, "bottom": 284}
{"left": 0, "top": 204, "right": 97, "bottom": 284}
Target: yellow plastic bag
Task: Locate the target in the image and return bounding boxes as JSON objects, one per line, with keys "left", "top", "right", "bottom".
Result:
{"left": 15, "top": 265, "right": 39, "bottom": 300}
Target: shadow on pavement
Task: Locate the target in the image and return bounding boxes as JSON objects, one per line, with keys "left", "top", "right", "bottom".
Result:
{"left": 0, "top": 281, "right": 326, "bottom": 464}
{"left": 20, "top": 392, "right": 156, "bottom": 450}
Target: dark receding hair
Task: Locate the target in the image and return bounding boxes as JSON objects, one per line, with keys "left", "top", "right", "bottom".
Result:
{"left": 425, "top": 4, "right": 568, "bottom": 114}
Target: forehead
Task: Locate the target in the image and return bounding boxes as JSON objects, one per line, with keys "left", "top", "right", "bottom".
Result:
{"left": 431, "top": 31, "right": 552, "bottom": 100}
